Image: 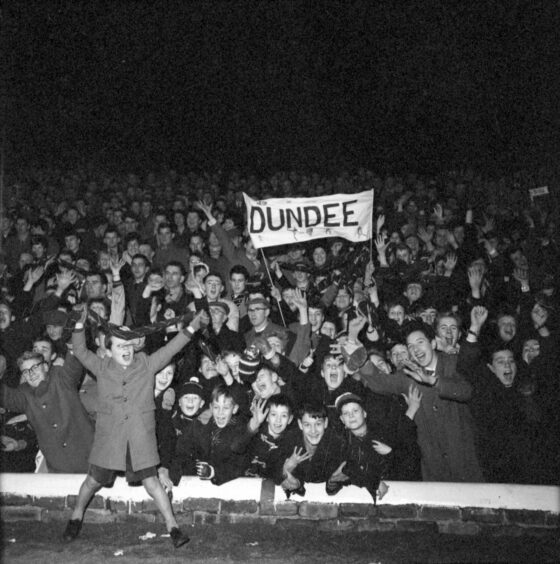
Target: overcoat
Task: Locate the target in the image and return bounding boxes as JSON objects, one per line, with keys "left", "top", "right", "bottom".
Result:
{"left": 72, "top": 327, "right": 191, "bottom": 471}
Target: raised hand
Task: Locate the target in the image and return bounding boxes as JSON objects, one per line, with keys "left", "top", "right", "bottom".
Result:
{"left": 402, "top": 383, "right": 422, "bottom": 418}
{"left": 376, "top": 214, "right": 385, "bottom": 235}
{"left": 470, "top": 305, "right": 488, "bottom": 333}
{"left": 402, "top": 359, "right": 438, "bottom": 386}
{"left": 195, "top": 200, "right": 214, "bottom": 219}
{"left": 249, "top": 397, "right": 269, "bottom": 431}
{"left": 56, "top": 270, "right": 77, "bottom": 291}
{"left": 375, "top": 234, "right": 389, "bottom": 254}
{"left": 444, "top": 251, "right": 457, "bottom": 274}
{"left": 291, "top": 287, "right": 308, "bottom": 311}
{"left": 189, "top": 309, "right": 210, "bottom": 332}
{"left": 467, "top": 265, "right": 483, "bottom": 292}
{"left": 433, "top": 203, "right": 444, "bottom": 222}
{"left": 283, "top": 446, "right": 312, "bottom": 474}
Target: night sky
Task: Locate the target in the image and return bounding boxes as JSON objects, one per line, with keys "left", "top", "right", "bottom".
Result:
{"left": 3, "top": 1, "right": 560, "bottom": 172}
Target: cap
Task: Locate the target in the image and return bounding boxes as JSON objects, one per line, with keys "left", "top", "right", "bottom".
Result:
{"left": 208, "top": 301, "right": 230, "bottom": 315}
{"left": 293, "top": 262, "right": 312, "bottom": 273}
{"left": 178, "top": 377, "right": 204, "bottom": 398}
{"left": 335, "top": 392, "right": 364, "bottom": 414}
{"left": 43, "top": 309, "right": 68, "bottom": 326}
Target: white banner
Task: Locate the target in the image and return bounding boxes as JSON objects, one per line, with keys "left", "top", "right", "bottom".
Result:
{"left": 243, "top": 190, "right": 374, "bottom": 249}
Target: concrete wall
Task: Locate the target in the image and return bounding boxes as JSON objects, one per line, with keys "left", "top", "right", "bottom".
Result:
{"left": 1, "top": 473, "right": 558, "bottom": 536}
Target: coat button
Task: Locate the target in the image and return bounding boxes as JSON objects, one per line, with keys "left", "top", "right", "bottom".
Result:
{"left": 433, "top": 405, "right": 438, "bottom": 412}
{"left": 62, "top": 442, "right": 67, "bottom": 448}
{"left": 123, "top": 397, "right": 128, "bottom": 402}
{"left": 53, "top": 423, "right": 58, "bottom": 428}
{"left": 42, "top": 404, "right": 47, "bottom": 409}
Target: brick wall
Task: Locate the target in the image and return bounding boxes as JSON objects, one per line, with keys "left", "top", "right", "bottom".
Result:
{"left": 1, "top": 474, "right": 558, "bottom": 536}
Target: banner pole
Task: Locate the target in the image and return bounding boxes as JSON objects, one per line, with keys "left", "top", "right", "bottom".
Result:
{"left": 260, "top": 248, "right": 286, "bottom": 327}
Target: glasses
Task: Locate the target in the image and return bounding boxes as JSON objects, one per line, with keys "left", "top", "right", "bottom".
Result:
{"left": 248, "top": 308, "right": 267, "bottom": 313}
{"left": 21, "top": 362, "right": 44, "bottom": 378}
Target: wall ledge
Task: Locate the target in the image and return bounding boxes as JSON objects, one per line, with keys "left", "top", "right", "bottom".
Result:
{"left": 1, "top": 473, "right": 558, "bottom": 535}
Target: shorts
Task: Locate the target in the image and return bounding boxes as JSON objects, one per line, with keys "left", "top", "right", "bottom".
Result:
{"left": 88, "top": 445, "right": 157, "bottom": 487}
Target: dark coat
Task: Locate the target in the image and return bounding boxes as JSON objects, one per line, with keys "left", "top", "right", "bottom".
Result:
{"left": 359, "top": 352, "right": 483, "bottom": 482}
{"left": 0, "top": 354, "right": 93, "bottom": 473}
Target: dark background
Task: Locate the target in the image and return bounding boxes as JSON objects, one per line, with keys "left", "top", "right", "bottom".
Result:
{"left": 2, "top": 0, "right": 560, "bottom": 174}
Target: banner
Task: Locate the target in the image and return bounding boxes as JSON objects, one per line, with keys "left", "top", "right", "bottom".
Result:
{"left": 243, "top": 190, "right": 373, "bottom": 249}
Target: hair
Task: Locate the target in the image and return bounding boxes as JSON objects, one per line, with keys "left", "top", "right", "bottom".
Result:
{"left": 484, "top": 341, "right": 515, "bottom": 364}
{"left": 266, "top": 329, "right": 289, "bottom": 350}
{"left": 164, "top": 260, "right": 186, "bottom": 276}
{"left": 402, "top": 319, "right": 436, "bottom": 341}
{"left": 87, "top": 270, "right": 108, "bottom": 286}
{"left": 298, "top": 402, "right": 328, "bottom": 420}
{"left": 204, "top": 271, "right": 224, "bottom": 286}
{"left": 131, "top": 253, "right": 150, "bottom": 268}
{"left": 17, "top": 351, "right": 44, "bottom": 370}
{"left": 435, "top": 311, "right": 463, "bottom": 330}
{"left": 266, "top": 393, "right": 294, "bottom": 415}
{"left": 211, "top": 383, "right": 237, "bottom": 405}
{"left": 31, "top": 235, "right": 49, "bottom": 249}
{"left": 157, "top": 221, "right": 173, "bottom": 233}
{"left": 104, "top": 226, "right": 120, "bottom": 239}
{"left": 229, "top": 264, "right": 249, "bottom": 279}
{"left": 124, "top": 232, "right": 140, "bottom": 246}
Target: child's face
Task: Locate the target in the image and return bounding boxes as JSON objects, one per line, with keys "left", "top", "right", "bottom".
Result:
{"left": 109, "top": 337, "right": 135, "bottom": 367}
{"left": 298, "top": 413, "right": 328, "bottom": 446}
{"left": 212, "top": 395, "right": 238, "bottom": 428}
{"left": 254, "top": 368, "right": 278, "bottom": 399}
{"left": 179, "top": 393, "right": 204, "bottom": 417}
{"left": 321, "top": 356, "right": 345, "bottom": 391}
{"left": 267, "top": 404, "right": 292, "bottom": 438}
{"left": 155, "top": 365, "right": 175, "bottom": 392}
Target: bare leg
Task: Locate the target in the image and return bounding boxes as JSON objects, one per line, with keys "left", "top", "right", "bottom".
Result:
{"left": 142, "top": 475, "right": 177, "bottom": 531}
{"left": 70, "top": 475, "right": 103, "bottom": 521}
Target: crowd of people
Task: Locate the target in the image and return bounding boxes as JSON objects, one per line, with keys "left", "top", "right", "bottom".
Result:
{"left": 1, "top": 164, "right": 559, "bottom": 543}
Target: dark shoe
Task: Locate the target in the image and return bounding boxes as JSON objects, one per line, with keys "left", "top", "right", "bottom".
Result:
{"left": 170, "top": 527, "right": 190, "bottom": 548}
{"left": 62, "top": 518, "right": 82, "bottom": 542}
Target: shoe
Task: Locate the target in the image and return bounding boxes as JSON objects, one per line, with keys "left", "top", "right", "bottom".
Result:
{"left": 169, "top": 527, "right": 190, "bottom": 548}
{"left": 62, "top": 518, "right": 82, "bottom": 542}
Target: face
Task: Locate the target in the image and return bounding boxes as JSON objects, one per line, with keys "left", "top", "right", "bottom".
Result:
{"left": 200, "top": 355, "right": 218, "bottom": 379}
{"left": 212, "top": 395, "right": 238, "bottom": 428}
{"left": 340, "top": 402, "right": 367, "bottom": 434}
{"left": 406, "top": 330, "right": 435, "bottom": 368}
{"left": 209, "top": 305, "right": 227, "bottom": 327}
{"left": 139, "top": 243, "right": 154, "bottom": 260}
{"left": 89, "top": 301, "right": 108, "bottom": 319}
{"left": 126, "top": 239, "right": 140, "bottom": 257}
{"left": 109, "top": 337, "right": 135, "bottom": 367}
{"left": 164, "top": 265, "right": 184, "bottom": 289}
{"left": 104, "top": 231, "right": 120, "bottom": 249}
{"left": 522, "top": 339, "right": 540, "bottom": 364}
{"left": 298, "top": 413, "right": 328, "bottom": 446}
{"left": 131, "top": 258, "right": 148, "bottom": 280}
{"left": 16, "top": 218, "right": 29, "bottom": 235}
{"left": 321, "top": 356, "right": 345, "bottom": 390}
{"left": 19, "top": 253, "right": 33, "bottom": 270}
{"left": 97, "top": 252, "right": 111, "bottom": 271}
{"left": 388, "top": 305, "right": 406, "bottom": 325}
{"left": 321, "top": 321, "right": 337, "bottom": 339}
{"left": 46, "top": 324, "right": 64, "bottom": 340}
{"left": 267, "top": 404, "right": 293, "bottom": 438}
{"left": 312, "top": 247, "right": 327, "bottom": 267}
{"left": 32, "top": 243, "right": 47, "bottom": 259}
{"left": 223, "top": 352, "right": 240, "bottom": 374}
{"left": 244, "top": 240, "right": 258, "bottom": 260}
{"left": 531, "top": 303, "right": 549, "bottom": 329}
{"left": 437, "top": 316, "right": 460, "bottom": 347}
{"left": 155, "top": 364, "right": 175, "bottom": 392}
{"left": 186, "top": 211, "right": 201, "bottom": 229}
{"left": 65, "top": 235, "right": 80, "bottom": 252}
{"left": 396, "top": 247, "right": 411, "bottom": 263}
{"left": 266, "top": 336, "right": 285, "bottom": 356}
{"left": 405, "top": 283, "right": 423, "bottom": 303}
{"left": 204, "top": 276, "right": 223, "bottom": 300}
{"left": 255, "top": 368, "right": 278, "bottom": 399}
{"left": 419, "top": 308, "right": 437, "bottom": 326}
{"left": 158, "top": 227, "right": 173, "bottom": 246}
{"left": 178, "top": 393, "right": 204, "bottom": 417}
{"left": 497, "top": 315, "right": 517, "bottom": 342}
{"left": 33, "top": 340, "right": 54, "bottom": 362}
{"left": 488, "top": 350, "right": 516, "bottom": 387}
{"left": 369, "top": 353, "right": 391, "bottom": 374}
{"left": 248, "top": 303, "right": 269, "bottom": 328}
{"left": 308, "top": 308, "right": 324, "bottom": 332}
{"left": 86, "top": 275, "right": 106, "bottom": 299}
{"left": 230, "top": 273, "right": 246, "bottom": 295}
{"left": 390, "top": 344, "right": 409, "bottom": 370}
{"left": 20, "top": 358, "right": 47, "bottom": 388}
{"left": 335, "top": 288, "right": 352, "bottom": 311}
{"left": 189, "top": 236, "right": 205, "bottom": 254}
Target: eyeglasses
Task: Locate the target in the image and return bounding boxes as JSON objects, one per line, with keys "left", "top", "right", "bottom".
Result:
{"left": 21, "top": 362, "right": 44, "bottom": 378}
{"left": 248, "top": 308, "right": 267, "bottom": 313}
